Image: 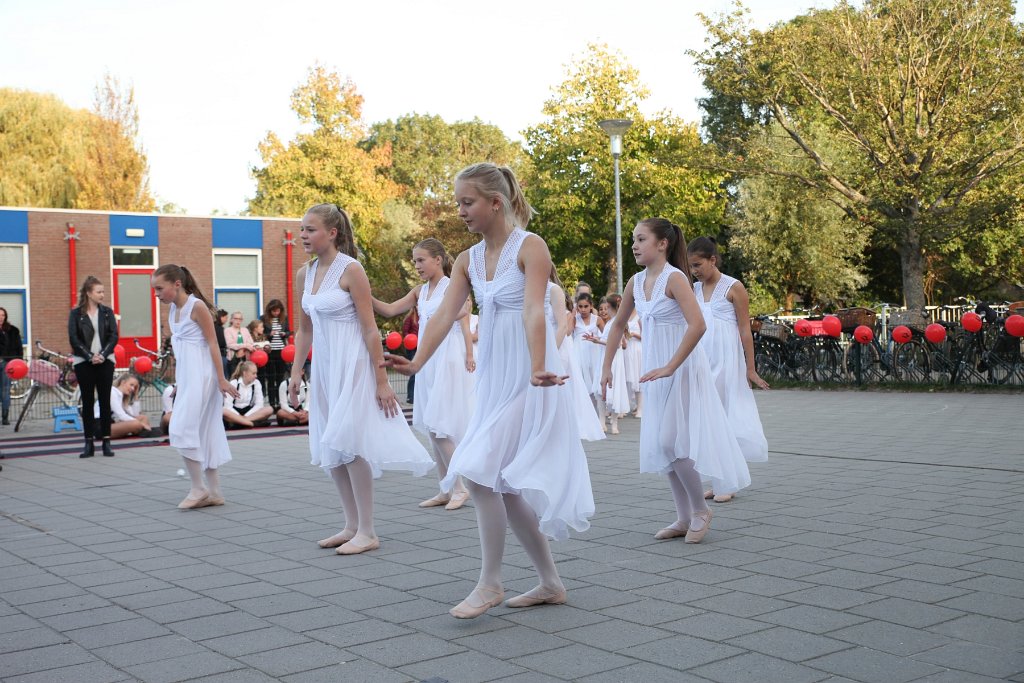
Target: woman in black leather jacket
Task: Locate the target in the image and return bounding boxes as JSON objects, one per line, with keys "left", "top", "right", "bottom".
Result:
{"left": 68, "top": 276, "right": 119, "bottom": 458}
{"left": 0, "top": 306, "right": 23, "bottom": 426}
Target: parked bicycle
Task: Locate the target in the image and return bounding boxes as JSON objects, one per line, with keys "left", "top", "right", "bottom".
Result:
{"left": 131, "top": 337, "right": 175, "bottom": 400}
{"left": 14, "top": 341, "right": 81, "bottom": 432}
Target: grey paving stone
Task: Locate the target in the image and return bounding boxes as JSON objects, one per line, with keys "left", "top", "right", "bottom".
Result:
{"left": 0, "top": 642, "right": 97, "bottom": 677}
{"left": 616, "top": 633, "right": 744, "bottom": 669}
{"left": 91, "top": 634, "right": 209, "bottom": 667}
{"left": 781, "top": 585, "right": 885, "bottom": 610}
{"left": 237, "top": 641, "right": 352, "bottom": 677}
{"left": 691, "top": 652, "right": 830, "bottom": 683}
{"left": 305, "top": 619, "right": 413, "bottom": 648}
{"left": 576, "top": 661, "right": 709, "bottom": 683}
{"left": 715, "top": 574, "right": 818, "bottom": 597}
{"left": 508, "top": 643, "right": 636, "bottom": 679}
{"left": 201, "top": 626, "right": 310, "bottom": 657}
{"left": 848, "top": 596, "right": 965, "bottom": 628}
{"left": 559, "top": 619, "right": 674, "bottom": 651}
{"left": 65, "top": 616, "right": 171, "bottom": 649}
{"left": 137, "top": 597, "right": 235, "bottom": 624}
{"left": 123, "top": 651, "right": 245, "bottom": 682}
{"left": 166, "top": 610, "right": 269, "bottom": 641}
{"left": 725, "top": 626, "right": 852, "bottom": 662}
{"left": 281, "top": 658, "right": 413, "bottom": 683}
{"left": 867, "top": 578, "right": 973, "bottom": 603}
{"left": 2, "top": 660, "right": 132, "bottom": 683}
{"left": 804, "top": 646, "right": 944, "bottom": 683}
{"left": 266, "top": 605, "right": 365, "bottom": 632}
{"left": 661, "top": 612, "right": 772, "bottom": 640}
{"left": 829, "top": 620, "right": 951, "bottom": 656}
{"left": 937, "top": 589, "right": 1024, "bottom": 621}
{"left": 400, "top": 650, "right": 527, "bottom": 683}
{"left": 912, "top": 642, "right": 1024, "bottom": 679}
{"left": 928, "top": 614, "right": 1024, "bottom": 650}
{"left": 454, "top": 624, "right": 568, "bottom": 659}
{"left": 0, "top": 625, "right": 69, "bottom": 654}
{"left": 687, "top": 591, "right": 794, "bottom": 617}
{"left": 348, "top": 632, "right": 466, "bottom": 668}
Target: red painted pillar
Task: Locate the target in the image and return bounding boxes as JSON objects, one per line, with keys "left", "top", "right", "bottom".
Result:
{"left": 65, "top": 224, "right": 79, "bottom": 307}
{"left": 284, "top": 229, "right": 294, "bottom": 334}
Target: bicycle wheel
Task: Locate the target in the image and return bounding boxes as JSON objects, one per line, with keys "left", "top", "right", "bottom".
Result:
{"left": 812, "top": 339, "right": 844, "bottom": 383}
{"left": 894, "top": 339, "right": 931, "bottom": 384}
{"left": 844, "top": 342, "right": 885, "bottom": 384}
{"left": 788, "top": 339, "right": 815, "bottom": 381}
{"left": 951, "top": 335, "right": 986, "bottom": 385}
{"left": 14, "top": 384, "right": 39, "bottom": 432}
{"left": 755, "top": 339, "right": 786, "bottom": 382}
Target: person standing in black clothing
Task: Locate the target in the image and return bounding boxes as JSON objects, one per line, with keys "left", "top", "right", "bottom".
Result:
{"left": 68, "top": 276, "right": 119, "bottom": 458}
{"left": 0, "top": 306, "right": 24, "bottom": 426}
{"left": 260, "top": 299, "right": 290, "bottom": 409}
{"left": 216, "top": 309, "right": 229, "bottom": 377}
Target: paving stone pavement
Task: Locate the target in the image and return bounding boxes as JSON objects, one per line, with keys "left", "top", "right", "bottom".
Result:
{"left": 1, "top": 389, "right": 1022, "bottom": 683}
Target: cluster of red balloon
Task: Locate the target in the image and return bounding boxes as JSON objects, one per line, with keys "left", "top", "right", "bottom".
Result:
{"left": 793, "top": 319, "right": 813, "bottom": 337}
{"left": 1006, "top": 314, "right": 1024, "bottom": 337}
{"left": 961, "top": 312, "right": 983, "bottom": 333}
{"left": 891, "top": 325, "right": 912, "bottom": 344}
{"left": 114, "top": 344, "right": 127, "bottom": 366}
{"left": 853, "top": 325, "right": 874, "bottom": 344}
{"left": 384, "top": 331, "right": 418, "bottom": 351}
{"left": 4, "top": 358, "right": 28, "bottom": 380}
{"left": 133, "top": 356, "right": 153, "bottom": 374}
{"left": 250, "top": 350, "right": 268, "bottom": 367}
{"left": 925, "top": 323, "right": 947, "bottom": 343}
{"left": 794, "top": 316, "right": 844, "bottom": 338}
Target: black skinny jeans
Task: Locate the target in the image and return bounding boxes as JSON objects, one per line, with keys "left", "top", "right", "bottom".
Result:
{"left": 76, "top": 360, "right": 114, "bottom": 439}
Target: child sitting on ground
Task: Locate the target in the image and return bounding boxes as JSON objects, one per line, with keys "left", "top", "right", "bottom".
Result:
{"left": 223, "top": 360, "right": 273, "bottom": 428}
{"left": 277, "top": 372, "right": 309, "bottom": 426}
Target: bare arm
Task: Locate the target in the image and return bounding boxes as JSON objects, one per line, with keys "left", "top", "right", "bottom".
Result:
{"left": 384, "top": 251, "right": 473, "bottom": 374}
{"left": 459, "top": 299, "right": 475, "bottom": 371}
{"left": 601, "top": 277, "right": 636, "bottom": 391}
{"left": 728, "top": 282, "right": 769, "bottom": 389}
{"left": 343, "top": 261, "right": 400, "bottom": 418}
{"left": 551, "top": 284, "right": 569, "bottom": 348}
{"left": 288, "top": 266, "right": 313, "bottom": 406}
{"left": 191, "top": 303, "right": 239, "bottom": 398}
{"left": 372, "top": 286, "right": 420, "bottom": 319}
{"left": 641, "top": 272, "right": 706, "bottom": 382}
{"left": 520, "top": 236, "right": 564, "bottom": 386}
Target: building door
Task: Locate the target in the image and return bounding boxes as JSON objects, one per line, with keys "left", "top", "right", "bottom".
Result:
{"left": 112, "top": 268, "right": 157, "bottom": 361}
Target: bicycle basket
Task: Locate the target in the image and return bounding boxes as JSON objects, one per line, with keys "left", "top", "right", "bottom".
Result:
{"left": 1008, "top": 301, "right": 1024, "bottom": 315}
{"left": 750, "top": 318, "right": 763, "bottom": 334}
{"left": 835, "top": 307, "right": 876, "bottom": 333}
{"left": 887, "top": 309, "right": 929, "bottom": 332}
{"left": 760, "top": 321, "right": 790, "bottom": 342}
{"left": 28, "top": 359, "right": 61, "bottom": 387}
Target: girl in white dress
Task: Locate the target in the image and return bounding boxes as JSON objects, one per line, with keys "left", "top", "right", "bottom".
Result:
{"left": 289, "top": 204, "right": 433, "bottom": 556}
{"left": 151, "top": 264, "right": 240, "bottom": 510}
{"left": 584, "top": 297, "right": 631, "bottom": 434}
{"left": 572, "top": 293, "right": 600, "bottom": 399}
{"left": 601, "top": 218, "right": 750, "bottom": 544}
{"left": 373, "top": 238, "right": 475, "bottom": 511}
{"left": 624, "top": 310, "right": 643, "bottom": 416}
{"left": 688, "top": 236, "right": 769, "bottom": 503}
{"left": 549, "top": 277, "right": 604, "bottom": 441}
{"left": 387, "top": 163, "right": 594, "bottom": 619}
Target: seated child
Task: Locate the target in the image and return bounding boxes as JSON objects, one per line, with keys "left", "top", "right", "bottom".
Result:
{"left": 223, "top": 360, "right": 273, "bottom": 428}
{"left": 276, "top": 373, "right": 309, "bottom": 426}
{"left": 96, "top": 374, "right": 155, "bottom": 438}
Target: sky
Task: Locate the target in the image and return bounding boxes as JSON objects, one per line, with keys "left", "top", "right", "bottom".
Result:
{"left": 3, "top": 0, "right": 1020, "bottom": 216}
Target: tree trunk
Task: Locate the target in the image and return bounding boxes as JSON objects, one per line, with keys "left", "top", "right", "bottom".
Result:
{"left": 898, "top": 222, "right": 927, "bottom": 311}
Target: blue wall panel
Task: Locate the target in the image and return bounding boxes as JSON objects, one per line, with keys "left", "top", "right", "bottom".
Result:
{"left": 212, "top": 218, "right": 263, "bottom": 249}
{"left": 0, "top": 210, "right": 29, "bottom": 244}
{"left": 110, "top": 214, "right": 159, "bottom": 246}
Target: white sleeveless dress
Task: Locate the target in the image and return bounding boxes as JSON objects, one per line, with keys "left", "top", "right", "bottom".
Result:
{"left": 624, "top": 315, "right": 642, "bottom": 395}
{"left": 695, "top": 275, "right": 768, "bottom": 463}
{"left": 413, "top": 276, "right": 475, "bottom": 443}
{"left": 550, "top": 286, "right": 604, "bottom": 442}
{"left": 302, "top": 254, "right": 433, "bottom": 478}
{"left": 633, "top": 266, "right": 751, "bottom": 494}
{"left": 591, "top": 315, "right": 631, "bottom": 414}
{"left": 440, "top": 229, "right": 595, "bottom": 540}
{"left": 573, "top": 312, "right": 600, "bottom": 395}
{"left": 169, "top": 295, "right": 232, "bottom": 469}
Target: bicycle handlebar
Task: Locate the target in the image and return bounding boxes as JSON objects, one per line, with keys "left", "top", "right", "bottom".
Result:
{"left": 134, "top": 338, "right": 172, "bottom": 359}
{"left": 34, "top": 340, "right": 72, "bottom": 364}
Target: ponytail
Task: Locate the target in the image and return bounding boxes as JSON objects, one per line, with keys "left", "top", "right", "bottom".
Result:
{"left": 456, "top": 162, "right": 537, "bottom": 229}
{"left": 639, "top": 218, "right": 688, "bottom": 273}
{"left": 413, "top": 238, "right": 453, "bottom": 277}
{"left": 687, "top": 236, "right": 719, "bottom": 262}
{"left": 230, "top": 360, "right": 256, "bottom": 381}
{"left": 306, "top": 203, "right": 357, "bottom": 258}
{"left": 153, "top": 264, "right": 216, "bottom": 313}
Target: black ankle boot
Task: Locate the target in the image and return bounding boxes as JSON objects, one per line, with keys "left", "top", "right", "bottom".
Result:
{"left": 101, "top": 438, "right": 114, "bottom": 457}
{"left": 2, "top": 408, "right": 8, "bottom": 425}
{"left": 80, "top": 440, "right": 95, "bottom": 458}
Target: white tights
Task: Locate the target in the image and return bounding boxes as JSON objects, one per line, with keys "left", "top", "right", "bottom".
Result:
{"left": 429, "top": 435, "right": 465, "bottom": 493}
{"left": 329, "top": 457, "right": 376, "bottom": 541}
{"left": 465, "top": 479, "right": 562, "bottom": 592}
{"left": 667, "top": 457, "right": 709, "bottom": 529}
{"left": 182, "top": 457, "right": 220, "bottom": 497}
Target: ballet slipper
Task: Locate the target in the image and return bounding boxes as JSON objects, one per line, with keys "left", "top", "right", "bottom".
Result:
{"left": 177, "top": 492, "right": 210, "bottom": 510}
{"left": 505, "top": 586, "right": 567, "bottom": 608}
{"left": 450, "top": 586, "right": 504, "bottom": 619}
{"left": 318, "top": 531, "right": 356, "bottom": 548}
{"left": 197, "top": 495, "right": 225, "bottom": 508}
{"left": 654, "top": 521, "right": 689, "bottom": 540}
{"left": 444, "top": 490, "right": 470, "bottom": 511}
{"left": 713, "top": 493, "right": 734, "bottom": 503}
{"left": 336, "top": 537, "right": 380, "bottom": 555}
{"left": 419, "top": 493, "right": 450, "bottom": 508}
{"left": 610, "top": 425, "right": 620, "bottom": 435}
{"left": 704, "top": 489, "right": 714, "bottom": 500}
{"left": 685, "top": 508, "right": 713, "bottom": 544}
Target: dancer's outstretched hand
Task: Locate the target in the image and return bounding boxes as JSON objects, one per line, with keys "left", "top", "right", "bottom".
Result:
{"left": 640, "top": 366, "right": 673, "bottom": 383}
{"left": 465, "top": 358, "right": 476, "bottom": 373}
{"left": 531, "top": 370, "right": 568, "bottom": 387}
{"left": 287, "top": 376, "right": 302, "bottom": 407}
{"left": 600, "top": 369, "right": 613, "bottom": 398}
{"left": 747, "top": 368, "right": 770, "bottom": 390}
{"left": 375, "top": 381, "right": 400, "bottom": 418}
{"left": 381, "top": 353, "right": 418, "bottom": 376}
{"left": 220, "top": 377, "right": 240, "bottom": 399}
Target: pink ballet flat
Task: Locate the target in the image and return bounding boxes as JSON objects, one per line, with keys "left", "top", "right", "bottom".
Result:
{"left": 685, "top": 508, "right": 713, "bottom": 544}
{"left": 505, "top": 586, "right": 567, "bottom": 608}
{"left": 177, "top": 493, "right": 210, "bottom": 510}
{"left": 336, "top": 537, "right": 380, "bottom": 555}
{"left": 419, "top": 494, "right": 450, "bottom": 508}
{"left": 703, "top": 489, "right": 714, "bottom": 500}
{"left": 318, "top": 532, "right": 356, "bottom": 548}
{"left": 654, "top": 522, "right": 689, "bottom": 540}
{"left": 444, "top": 490, "right": 470, "bottom": 510}
{"left": 450, "top": 586, "right": 504, "bottom": 619}
{"left": 713, "top": 493, "right": 734, "bottom": 503}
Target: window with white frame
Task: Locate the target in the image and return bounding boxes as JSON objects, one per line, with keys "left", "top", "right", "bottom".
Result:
{"left": 213, "top": 250, "right": 262, "bottom": 323}
{"left": 0, "top": 244, "right": 29, "bottom": 353}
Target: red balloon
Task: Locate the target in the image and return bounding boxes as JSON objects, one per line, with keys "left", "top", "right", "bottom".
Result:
{"left": 1006, "top": 314, "right": 1024, "bottom": 338}
{"left": 794, "top": 319, "right": 813, "bottom": 337}
{"left": 133, "top": 356, "right": 153, "bottom": 374}
{"left": 281, "top": 344, "right": 296, "bottom": 363}
{"left": 822, "top": 315, "right": 842, "bottom": 338}
{"left": 403, "top": 333, "right": 418, "bottom": 350}
{"left": 113, "top": 344, "right": 127, "bottom": 366}
{"left": 5, "top": 358, "right": 28, "bottom": 380}
{"left": 251, "top": 349, "right": 269, "bottom": 367}
{"left": 925, "top": 323, "right": 947, "bottom": 344}
{"left": 385, "top": 331, "right": 402, "bottom": 350}
{"left": 854, "top": 325, "right": 874, "bottom": 344}
{"left": 961, "top": 312, "right": 983, "bottom": 333}
{"left": 891, "top": 325, "right": 912, "bottom": 344}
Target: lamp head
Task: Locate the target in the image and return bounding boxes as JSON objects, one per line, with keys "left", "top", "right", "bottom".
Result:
{"left": 598, "top": 118, "right": 632, "bottom": 157}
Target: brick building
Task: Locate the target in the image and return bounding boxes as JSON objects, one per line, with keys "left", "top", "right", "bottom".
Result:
{"left": 0, "top": 207, "right": 302, "bottom": 361}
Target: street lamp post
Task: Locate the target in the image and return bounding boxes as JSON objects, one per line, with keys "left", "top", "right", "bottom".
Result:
{"left": 598, "top": 118, "right": 632, "bottom": 293}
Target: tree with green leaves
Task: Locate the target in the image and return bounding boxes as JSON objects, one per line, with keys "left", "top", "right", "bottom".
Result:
{"left": 363, "top": 113, "right": 528, "bottom": 257}
{"left": 524, "top": 44, "right": 728, "bottom": 292}
{"left": 249, "top": 66, "right": 415, "bottom": 301}
{"left": 693, "top": 0, "right": 1024, "bottom": 309}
